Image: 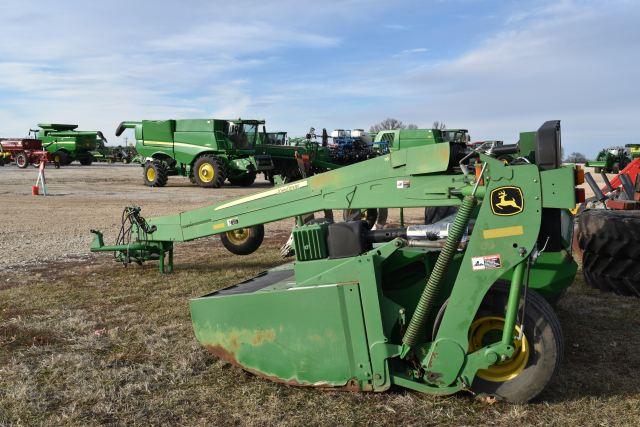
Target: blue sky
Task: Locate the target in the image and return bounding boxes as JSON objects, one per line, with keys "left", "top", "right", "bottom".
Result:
{"left": 0, "top": 0, "right": 638, "bottom": 156}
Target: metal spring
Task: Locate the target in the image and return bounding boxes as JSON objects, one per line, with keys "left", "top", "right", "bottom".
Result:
{"left": 402, "top": 195, "right": 476, "bottom": 347}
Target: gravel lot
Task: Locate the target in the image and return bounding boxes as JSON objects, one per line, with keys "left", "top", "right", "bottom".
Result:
{"left": 0, "top": 162, "right": 603, "bottom": 272}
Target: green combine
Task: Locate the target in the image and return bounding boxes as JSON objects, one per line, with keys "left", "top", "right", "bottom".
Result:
{"left": 116, "top": 119, "right": 274, "bottom": 188}
{"left": 32, "top": 124, "right": 105, "bottom": 166}
{"left": 91, "top": 121, "right": 581, "bottom": 403}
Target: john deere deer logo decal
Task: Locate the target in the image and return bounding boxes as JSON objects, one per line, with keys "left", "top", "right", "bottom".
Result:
{"left": 490, "top": 186, "right": 524, "bottom": 216}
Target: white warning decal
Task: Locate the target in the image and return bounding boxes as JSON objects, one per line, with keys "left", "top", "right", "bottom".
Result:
{"left": 396, "top": 180, "right": 410, "bottom": 189}
{"left": 472, "top": 254, "right": 502, "bottom": 271}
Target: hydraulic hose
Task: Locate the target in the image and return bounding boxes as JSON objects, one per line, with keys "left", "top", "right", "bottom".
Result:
{"left": 402, "top": 195, "right": 476, "bottom": 348}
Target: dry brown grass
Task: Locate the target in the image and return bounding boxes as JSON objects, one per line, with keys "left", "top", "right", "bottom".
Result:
{"left": 1, "top": 239, "right": 640, "bottom": 425}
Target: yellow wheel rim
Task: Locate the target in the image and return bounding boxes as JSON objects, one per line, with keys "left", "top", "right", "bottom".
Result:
{"left": 469, "top": 316, "right": 530, "bottom": 382}
{"left": 146, "top": 167, "right": 156, "bottom": 182}
{"left": 198, "top": 163, "right": 215, "bottom": 183}
{"left": 225, "top": 228, "right": 250, "bottom": 245}
{"left": 55, "top": 154, "right": 61, "bottom": 163}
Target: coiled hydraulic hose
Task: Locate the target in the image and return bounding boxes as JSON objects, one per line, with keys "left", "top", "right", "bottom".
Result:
{"left": 402, "top": 195, "right": 476, "bottom": 348}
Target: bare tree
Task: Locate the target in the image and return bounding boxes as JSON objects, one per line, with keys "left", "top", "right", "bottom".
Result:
{"left": 370, "top": 118, "right": 406, "bottom": 133}
{"left": 565, "top": 152, "right": 588, "bottom": 163}
{"left": 432, "top": 121, "right": 447, "bottom": 130}
{"left": 406, "top": 123, "right": 418, "bottom": 129}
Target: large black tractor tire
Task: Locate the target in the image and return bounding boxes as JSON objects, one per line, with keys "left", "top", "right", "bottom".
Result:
{"left": 52, "top": 151, "right": 67, "bottom": 168}
{"left": 15, "top": 152, "right": 29, "bottom": 168}
{"left": 79, "top": 155, "right": 93, "bottom": 166}
{"left": 342, "top": 208, "right": 379, "bottom": 229}
{"left": 220, "top": 225, "right": 265, "bottom": 255}
{"left": 143, "top": 160, "right": 169, "bottom": 187}
{"left": 228, "top": 171, "right": 257, "bottom": 187}
{"left": 593, "top": 167, "right": 602, "bottom": 173}
{"left": 578, "top": 209, "right": 640, "bottom": 296}
{"left": 194, "top": 156, "right": 225, "bottom": 188}
{"left": 424, "top": 206, "right": 458, "bottom": 224}
{"left": 468, "top": 282, "right": 564, "bottom": 403}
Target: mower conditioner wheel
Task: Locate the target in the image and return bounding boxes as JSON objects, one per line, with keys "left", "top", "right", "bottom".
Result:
{"left": 220, "top": 225, "right": 265, "bottom": 255}
{"left": 469, "top": 282, "right": 564, "bottom": 403}
{"left": 194, "top": 156, "right": 225, "bottom": 188}
{"left": 143, "top": 160, "right": 169, "bottom": 187}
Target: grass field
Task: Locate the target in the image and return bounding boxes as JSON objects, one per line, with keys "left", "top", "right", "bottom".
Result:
{"left": 2, "top": 239, "right": 640, "bottom": 425}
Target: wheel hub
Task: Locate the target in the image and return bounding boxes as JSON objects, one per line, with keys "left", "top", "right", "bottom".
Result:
{"left": 469, "top": 316, "right": 529, "bottom": 382}
{"left": 198, "top": 163, "right": 215, "bottom": 183}
{"left": 225, "top": 228, "right": 250, "bottom": 244}
{"left": 146, "top": 167, "right": 156, "bottom": 182}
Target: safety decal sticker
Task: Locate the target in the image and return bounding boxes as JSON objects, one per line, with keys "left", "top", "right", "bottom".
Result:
{"left": 227, "top": 218, "right": 239, "bottom": 227}
{"left": 472, "top": 254, "right": 502, "bottom": 271}
{"left": 490, "top": 186, "right": 523, "bottom": 216}
{"left": 397, "top": 180, "right": 410, "bottom": 189}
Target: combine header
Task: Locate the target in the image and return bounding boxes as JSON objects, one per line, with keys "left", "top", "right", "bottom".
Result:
{"left": 91, "top": 121, "right": 581, "bottom": 403}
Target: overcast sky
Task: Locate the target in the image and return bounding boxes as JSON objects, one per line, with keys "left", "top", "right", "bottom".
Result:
{"left": 0, "top": 0, "right": 638, "bottom": 156}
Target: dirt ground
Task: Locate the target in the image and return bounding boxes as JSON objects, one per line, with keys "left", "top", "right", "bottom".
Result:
{"left": 0, "top": 163, "right": 431, "bottom": 272}
{"left": 2, "top": 162, "right": 638, "bottom": 425}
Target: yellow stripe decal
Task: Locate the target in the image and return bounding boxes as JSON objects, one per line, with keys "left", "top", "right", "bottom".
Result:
{"left": 482, "top": 225, "right": 524, "bottom": 239}
{"left": 215, "top": 181, "right": 309, "bottom": 210}
{"left": 144, "top": 140, "right": 211, "bottom": 149}
{"left": 212, "top": 223, "right": 225, "bottom": 230}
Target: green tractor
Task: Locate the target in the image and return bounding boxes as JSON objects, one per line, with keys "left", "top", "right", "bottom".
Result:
{"left": 586, "top": 146, "right": 631, "bottom": 173}
{"left": 33, "top": 123, "right": 105, "bottom": 166}
{"left": 116, "top": 119, "right": 274, "bottom": 188}
{"left": 92, "top": 120, "right": 581, "bottom": 403}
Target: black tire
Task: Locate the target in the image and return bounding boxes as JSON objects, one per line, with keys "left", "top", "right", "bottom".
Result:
{"left": 220, "top": 225, "right": 265, "bottom": 255}
{"left": 15, "top": 152, "right": 29, "bottom": 168}
{"left": 79, "top": 156, "right": 93, "bottom": 166}
{"left": 143, "top": 160, "right": 169, "bottom": 187}
{"left": 342, "top": 208, "right": 378, "bottom": 229}
{"left": 582, "top": 251, "right": 640, "bottom": 297}
{"left": 52, "top": 151, "right": 67, "bottom": 167}
{"left": 193, "top": 156, "right": 225, "bottom": 188}
{"left": 578, "top": 209, "right": 640, "bottom": 260}
{"left": 593, "top": 167, "right": 601, "bottom": 173}
{"left": 229, "top": 171, "right": 256, "bottom": 187}
{"left": 469, "top": 282, "right": 564, "bottom": 403}
{"left": 424, "top": 206, "right": 458, "bottom": 224}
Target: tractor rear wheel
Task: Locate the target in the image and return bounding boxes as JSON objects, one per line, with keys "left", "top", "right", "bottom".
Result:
{"left": 579, "top": 209, "right": 640, "bottom": 296}
{"left": 220, "top": 225, "right": 265, "bottom": 255}
{"left": 612, "top": 163, "right": 620, "bottom": 174}
{"left": 143, "top": 160, "right": 169, "bottom": 187}
{"left": 468, "top": 282, "right": 564, "bottom": 403}
{"left": 229, "top": 171, "right": 257, "bottom": 187}
{"left": 15, "top": 152, "right": 29, "bottom": 168}
{"left": 194, "top": 156, "right": 225, "bottom": 188}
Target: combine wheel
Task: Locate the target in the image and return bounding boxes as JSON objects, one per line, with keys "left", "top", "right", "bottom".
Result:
{"left": 15, "top": 152, "right": 29, "bottom": 168}
{"left": 468, "top": 282, "right": 564, "bottom": 403}
{"left": 194, "top": 156, "right": 225, "bottom": 188}
{"left": 220, "top": 225, "right": 265, "bottom": 255}
{"left": 593, "top": 167, "right": 601, "bottom": 173}
{"left": 143, "top": 160, "right": 169, "bottom": 187}
{"left": 79, "top": 156, "right": 93, "bottom": 166}
{"left": 229, "top": 171, "right": 257, "bottom": 187}
{"left": 612, "top": 163, "right": 620, "bottom": 174}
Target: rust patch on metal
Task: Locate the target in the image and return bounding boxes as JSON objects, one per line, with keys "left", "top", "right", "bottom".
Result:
{"left": 204, "top": 344, "right": 372, "bottom": 392}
